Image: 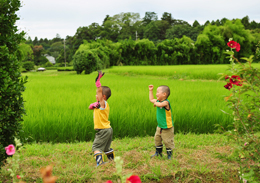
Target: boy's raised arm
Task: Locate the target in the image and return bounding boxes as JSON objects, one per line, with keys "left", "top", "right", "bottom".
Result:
{"left": 149, "top": 85, "right": 157, "bottom": 103}
{"left": 96, "top": 71, "right": 105, "bottom": 109}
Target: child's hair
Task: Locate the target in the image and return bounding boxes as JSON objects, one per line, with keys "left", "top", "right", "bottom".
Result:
{"left": 101, "top": 86, "right": 111, "bottom": 100}
{"left": 159, "top": 85, "right": 170, "bottom": 98}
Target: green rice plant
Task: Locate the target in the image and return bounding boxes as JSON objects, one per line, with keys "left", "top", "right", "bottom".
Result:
{"left": 21, "top": 70, "right": 233, "bottom": 142}
{"left": 108, "top": 64, "right": 260, "bottom": 80}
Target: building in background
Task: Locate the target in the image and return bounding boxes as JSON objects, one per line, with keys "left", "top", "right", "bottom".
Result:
{"left": 45, "top": 54, "right": 56, "bottom": 65}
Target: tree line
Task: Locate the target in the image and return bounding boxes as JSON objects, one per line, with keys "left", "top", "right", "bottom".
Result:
{"left": 18, "top": 12, "right": 260, "bottom": 71}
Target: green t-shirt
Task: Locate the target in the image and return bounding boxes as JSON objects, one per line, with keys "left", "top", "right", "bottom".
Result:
{"left": 156, "top": 99, "right": 174, "bottom": 129}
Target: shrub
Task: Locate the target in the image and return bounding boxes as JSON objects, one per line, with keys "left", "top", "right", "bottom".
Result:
{"left": 44, "top": 61, "right": 53, "bottom": 67}
{"left": 0, "top": 0, "right": 27, "bottom": 166}
{"left": 57, "top": 67, "right": 74, "bottom": 71}
{"left": 45, "top": 67, "right": 57, "bottom": 70}
{"left": 73, "top": 50, "right": 97, "bottom": 74}
{"left": 22, "top": 61, "right": 34, "bottom": 71}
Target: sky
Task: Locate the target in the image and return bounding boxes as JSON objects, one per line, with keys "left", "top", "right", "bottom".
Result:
{"left": 16, "top": 0, "right": 260, "bottom": 40}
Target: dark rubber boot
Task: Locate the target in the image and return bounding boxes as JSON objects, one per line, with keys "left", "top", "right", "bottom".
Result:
{"left": 105, "top": 148, "right": 115, "bottom": 160}
{"left": 166, "top": 148, "right": 172, "bottom": 159}
{"left": 94, "top": 152, "right": 105, "bottom": 166}
{"left": 151, "top": 145, "right": 163, "bottom": 158}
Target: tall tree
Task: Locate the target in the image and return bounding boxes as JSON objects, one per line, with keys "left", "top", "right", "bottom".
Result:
{"left": 241, "top": 15, "right": 250, "bottom": 29}
{"left": 33, "top": 36, "right": 38, "bottom": 45}
{"left": 220, "top": 18, "right": 228, "bottom": 25}
{"left": 161, "top": 12, "right": 174, "bottom": 25}
{"left": 102, "top": 15, "right": 110, "bottom": 26}
{"left": 143, "top": 12, "right": 158, "bottom": 25}
{"left": 192, "top": 20, "right": 200, "bottom": 27}
{"left": 0, "top": 0, "right": 27, "bottom": 165}
{"left": 112, "top": 12, "right": 141, "bottom": 40}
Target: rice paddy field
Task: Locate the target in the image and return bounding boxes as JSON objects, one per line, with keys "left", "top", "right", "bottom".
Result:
{"left": 20, "top": 63, "right": 260, "bottom": 143}
{"left": 108, "top": 64, "right": 260, "bottom": 80}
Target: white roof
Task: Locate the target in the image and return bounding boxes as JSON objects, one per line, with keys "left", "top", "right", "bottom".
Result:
{"left": 45, "top": 55, "right": 56, "bottom": 64}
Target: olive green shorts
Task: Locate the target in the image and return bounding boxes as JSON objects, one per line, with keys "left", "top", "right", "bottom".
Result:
{"left": 92, "top": 128, "right": 113, "bottom": 152}
{"left": 154, "top": 126, "right": 175, "bottom": 150}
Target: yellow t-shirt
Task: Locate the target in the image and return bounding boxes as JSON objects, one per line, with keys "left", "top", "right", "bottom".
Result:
{"left": 93, "top": 101, "right": 111, "bottom": 129}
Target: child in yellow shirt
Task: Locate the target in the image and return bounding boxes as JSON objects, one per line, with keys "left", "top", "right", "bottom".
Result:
{"left": 88, "top": 71, "right": 114, "bottom": 166}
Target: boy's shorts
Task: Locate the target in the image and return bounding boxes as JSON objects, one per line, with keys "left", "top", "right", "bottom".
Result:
{"left": 154, "top": 126, "right": 175, "bottom": 150}
{"left": 92, "top": 128, "right": 113, "bottom": 152}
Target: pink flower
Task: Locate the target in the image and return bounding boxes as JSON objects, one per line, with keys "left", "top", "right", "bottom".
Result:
{"left": 235, "top": 43, "right": 240, "bottom": 52}
{"left": 244, "top": 142, "right": 248, "bottom": 146}
{"left": 126, "top": 175, "right": 142, "bottom": 183}
{"left": 17, "top": 175, "right": 21, "bottom": 179}
{"left": 227, "top": 40, "right": 237, "bottom": 49}
{"left": 224, "top": 83, "right": 233, "bottom": 90}
{"left": 5, "top": 144, "right": 15, "bottom": 155}
{"left": 105, "top": 181, "right": 113, "bottom": 183}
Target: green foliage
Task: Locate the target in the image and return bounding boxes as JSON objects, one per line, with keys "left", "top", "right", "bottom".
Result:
{"left": 73, "top": 50, "right": 97, "bottom": 74}
{"left": 0, "top": 0, "right": 27, "bottom": 166}
{"left": 57, "top": 67, "right": 74, "bottom": 71}
{"left": 44, "top": 61, "right": 53, "bottom": 67}
{"left": 18, "top": 43, "right": 34, "bottom": 62}
{"left": 166, "top": 24, "right": 200, "bottom": 41}
{"left": 74, "top": 39, "right": 120, "bottom": 73}
{"left": 22, "top": 61, "right": 34, "bottom": 71}
{"left": 195, "top": 19, "right": 255, "bottom": 64}
{"left": 45, "top": 67, "right": 57, "bottom": 70}
{"left": 157, "top": 36, "right": 196, "bottom": 65}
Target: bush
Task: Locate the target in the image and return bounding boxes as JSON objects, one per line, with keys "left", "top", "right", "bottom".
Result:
{"left": 73, "top": 50, "right": 97, "bottom": 74}
{"left": 44, "top": 61, "right": 53, "bottom": 67}
{"left": 57, "top": 67, "right": 74, "bottom": 71}
{"left": 22, "top": 61, "right": 34, "bottom": 71}
{"left": 0, "top": 0, "right": 27, "bottom": 166}
{"left": 45, "top": 67, "right": 57, "bottom": 70}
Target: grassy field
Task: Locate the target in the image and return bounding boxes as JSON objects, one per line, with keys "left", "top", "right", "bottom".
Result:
{"left": 2, "top": 64, "right": 258, "bottom": 182}
{"left": 108, "top": 64, "right": 260, "bottom": 80}
{"left": 0, "top": 133, "right": 241, "bottom": 182}
{"left": 21, "top": 69, "right": 233, "bottom": 143}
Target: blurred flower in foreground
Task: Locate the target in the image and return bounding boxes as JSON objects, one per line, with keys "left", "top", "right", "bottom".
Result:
{"left": 224, "top": 83, "right": 233, "bottom": 90}
{"left": 230, "top": 75, "right": 243, "bottom": 86}
{"left": 40, "top": 165, "right": 58, "bottom": 183}
{"left": 5, "top": 144, "right": 15, "bottom": 155}
{"left": 105, "top": 175, "right": 141, "bottom": 183}
{"left": 126, "top": 175, "right": 142, "bottom": 183}
{"left": 227, "top": 40, "right": 240, "bottom": 52}
{"left": 227, "top": 40, "right": 237, "bottom": 49}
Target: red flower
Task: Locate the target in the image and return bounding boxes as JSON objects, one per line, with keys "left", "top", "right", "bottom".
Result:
{"left": 227, "top": 40, "right": 237, "bottom": 48}
{"left": 224, "top": 83, "right": 233, "bottom": 90}
{"left": 225, "top": 75, "right": 230, "bottom": 80}
{"left": 17, "top": 175, "right": 21, "bottom": 179}
{"left": 105, "top": 181, "right": 113, "bottom": 183}
{"left": 230, "top": 75, "right": 242, "bottom": 86}
{"left": 235, "top": 43, "right": 240, "bottom": 52}
{"left": 126, "top": 175, "right": 141, "bottom": 183}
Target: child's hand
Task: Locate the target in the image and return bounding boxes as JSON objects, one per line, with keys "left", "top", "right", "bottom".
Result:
{"left": 149, "top": 85, "right": 154, "bottom": 91}
{"left": 95, "top": 70, "right": 105, "bottom": 88}
{"left": 88, "top": 102, "right": 100, "bottom": 109}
